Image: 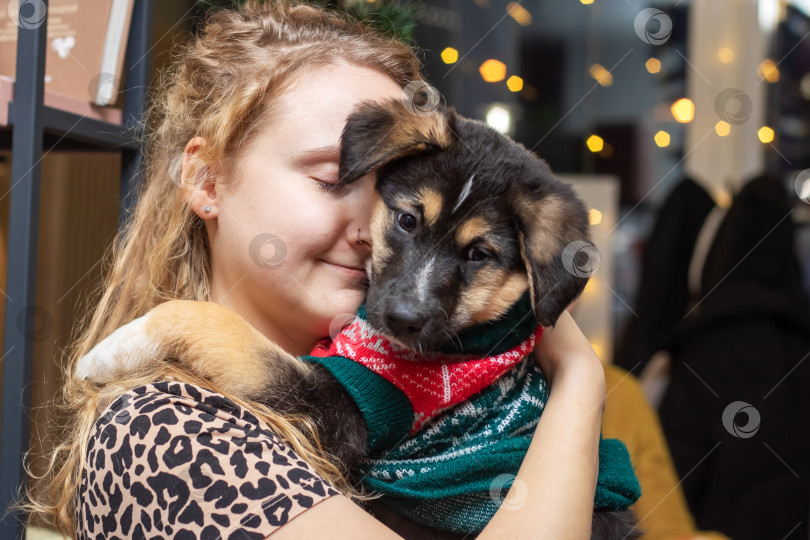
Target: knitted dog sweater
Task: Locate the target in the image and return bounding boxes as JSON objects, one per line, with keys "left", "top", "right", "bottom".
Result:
{"left": 307, "top": 314, "right": 543, "bottom": 433}
{"left": 302, "top": 294, "right": 641, "bottom": 533}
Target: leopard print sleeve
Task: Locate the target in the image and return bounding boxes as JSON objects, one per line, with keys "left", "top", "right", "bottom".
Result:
{"left": 77, "top": 381, "right": 340, "bottom": 539}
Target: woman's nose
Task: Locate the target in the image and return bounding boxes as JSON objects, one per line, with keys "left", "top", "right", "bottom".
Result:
{"left": 354, "top": 227, "right": 372, "bottom": 248}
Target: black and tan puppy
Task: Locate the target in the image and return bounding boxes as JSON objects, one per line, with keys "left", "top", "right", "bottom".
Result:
{"left": 78, "top": 98, "right": 638, "bottom": 539}
{"left": 342, "top": 101, "right": 590, "bottom": 346}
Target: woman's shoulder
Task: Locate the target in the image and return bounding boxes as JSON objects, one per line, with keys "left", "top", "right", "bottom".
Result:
{"left": 77, "top": 380, "right": 339, "bottom": 539}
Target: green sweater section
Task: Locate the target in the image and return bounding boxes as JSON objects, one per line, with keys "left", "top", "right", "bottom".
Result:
{"left": 302, "top": 294, "right": 641, "bottom": 533}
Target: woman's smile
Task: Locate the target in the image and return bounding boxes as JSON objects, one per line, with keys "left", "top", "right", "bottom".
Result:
{"left": 321, "top": 258, "right": 368, "bottom": 279}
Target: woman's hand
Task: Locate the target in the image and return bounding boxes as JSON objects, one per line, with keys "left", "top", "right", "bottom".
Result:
{"left": 534, "top": 310, "right": 606, "bottom": 410}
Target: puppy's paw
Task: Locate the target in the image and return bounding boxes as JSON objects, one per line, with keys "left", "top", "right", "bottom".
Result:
{"left": 75, "top": 314, "right": 162, "bottom": 383}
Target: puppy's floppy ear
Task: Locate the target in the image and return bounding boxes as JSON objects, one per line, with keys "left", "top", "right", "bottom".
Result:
{"left": 339, "top": 98, "right": 456, "bottom": 184}
{"left": 513, "top": 163, "right": 596, "bottom": 327}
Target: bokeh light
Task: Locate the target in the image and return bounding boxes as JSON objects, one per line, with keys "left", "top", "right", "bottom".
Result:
{"left": 654, "top": 130, "right": 671, "bottom": 147}
{"left": 671, "top": 98, "right": 695, "bottom": 123}
{"left": 506, "top": 75, "right": 523, "bottom": 92}
{"left": 480, "top": 59, "right": 507, "bottom": 82}
{"left": 441, "top": 47, "right": 459, "bottom": 64}
{"left": 586, "top": 135, "right": 604, "bottom": 153}
{"left": 757, "top": 126, "right": 774, "bottom": 143}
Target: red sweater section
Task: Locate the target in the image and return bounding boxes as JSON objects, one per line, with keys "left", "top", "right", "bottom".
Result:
{"left": 309, "top": 319, "right": 543, "bottom": 431}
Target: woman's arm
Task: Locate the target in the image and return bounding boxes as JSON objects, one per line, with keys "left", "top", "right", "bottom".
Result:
{"left": 480, "top": 310, "right": 605, "bottom": 539}
{"left": 276, "top": 311, "right": 605, "bottom": 539}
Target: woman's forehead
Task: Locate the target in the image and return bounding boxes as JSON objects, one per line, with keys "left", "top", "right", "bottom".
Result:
{"left": 252, "top": 65, "right": 403, "bottom": 156}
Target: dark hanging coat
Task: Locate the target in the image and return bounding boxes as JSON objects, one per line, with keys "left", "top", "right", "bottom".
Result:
{"left": 658, "top": 175, "right": 810, "bottom": 538}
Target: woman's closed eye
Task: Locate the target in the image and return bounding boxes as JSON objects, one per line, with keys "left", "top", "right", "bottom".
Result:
{"left": 312, "top": 176, "right": 349, "bottom": 194}
{"left": 304, "top": 161, "right": 344, "bottom": 194}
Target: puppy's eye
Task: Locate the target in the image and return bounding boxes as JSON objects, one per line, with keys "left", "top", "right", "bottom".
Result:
{"left": 467, "top": 245, "right": 493, "bottom": 262}
{"left": 397, "top": 212, "right": 418, "bottom": 232}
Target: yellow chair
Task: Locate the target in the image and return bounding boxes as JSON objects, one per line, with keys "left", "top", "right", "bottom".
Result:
{"left": 602, "top": 364, "right": 729, "bottom": 540}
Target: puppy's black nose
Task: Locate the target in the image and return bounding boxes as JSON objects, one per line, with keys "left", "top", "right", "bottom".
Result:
{"left": 385, "top": 303, "right": 426, "bottom": 336}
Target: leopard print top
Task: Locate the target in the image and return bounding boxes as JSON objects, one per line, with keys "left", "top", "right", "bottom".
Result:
{"left": 77, "top": 381, "right": 339, "bottom": 539}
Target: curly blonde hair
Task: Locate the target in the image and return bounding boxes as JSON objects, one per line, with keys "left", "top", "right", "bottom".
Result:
{"left": 24, "top": 1, "right": 422, "bottom": 535}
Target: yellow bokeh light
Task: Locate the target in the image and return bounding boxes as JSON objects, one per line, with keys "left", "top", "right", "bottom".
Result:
{"left": 586, "top": 135, "right": 604, "bottom": 153}
{"left": 479, "top": 59, "right": 507, "bottom": 82}
{"left": 589, "top": 209, "right": 602, "bottom": 225}
{"left": 580, "top": 0, "right": 595, "bottom": 4}
{"left": 758, "top": 59, "right": 779, "bottom": 83}
{"left": 506, "top": 75, "right": 523, "bottom": 92}
{"left": 645, "top": 57, "right": 661, "bottom": 74}
{"left": 585, "top": 135, "right": 605, "bottom": 153}
{"left": 718, "top": 47, "right": 734, "bottom": 63}
{"left": 590, "top": 342, "right": 604, "bottom": 359}
{"left": 758, "top": 126, "right": 775, "bottom": 143}
{"left": 583, "top": 279, "right": 598, "bottom": 295}
{"left": 440, "top": 47, "right": 459, "bottom": 64}
{"left": 671, "top": 98, "right": 695, "bottom": 123}
{"left": 715, "top": 120, "right": 731, "bottom": 137}
{"left": 589, "top": 64, "right": 613, "bottom": 87}
{"left": 506, "top": 2, "right": 532, "bottom": 25}
{"left": 654, "top": 130, "right": 671, "bottom": 147}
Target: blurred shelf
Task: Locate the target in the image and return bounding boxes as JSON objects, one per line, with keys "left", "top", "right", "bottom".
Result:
{"left": 0, "top": 1, "right": 154, "bottom": 538}
{"left": 0, "top": 76, "right": 140, "bottom": 151}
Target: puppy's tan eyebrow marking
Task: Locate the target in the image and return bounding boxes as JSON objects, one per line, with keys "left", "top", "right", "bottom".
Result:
{"left": 455, "top": 216, "right": 490, "bottom": 247}
{"left": 419, "top": 188, "right": 444, "bottom": 226}
{"left": 452, "top": 173, "right": 476, "bottom": 214}
{"left": 391, "top": 194, "right": 418, "bottom": 212}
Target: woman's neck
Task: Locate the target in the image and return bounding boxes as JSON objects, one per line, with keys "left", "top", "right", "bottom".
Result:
{"left": 209, "top": 291, "right": 319, "bottom": 358}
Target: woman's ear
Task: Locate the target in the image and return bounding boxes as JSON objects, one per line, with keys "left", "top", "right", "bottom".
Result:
{"left": 180, "top": 137, "right": 219, "bottom": 219}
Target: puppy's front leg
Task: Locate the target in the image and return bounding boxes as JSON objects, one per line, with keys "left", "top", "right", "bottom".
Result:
{"left": 76, "top": 300, "right": 311, "bottom": 403}
{"left": 76, "top": 300, "right": 368, "bottom": 470}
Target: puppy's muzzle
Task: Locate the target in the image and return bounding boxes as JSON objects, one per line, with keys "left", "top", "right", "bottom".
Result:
{"left": 384, "top": 301, "right": 428, "bottom": 337}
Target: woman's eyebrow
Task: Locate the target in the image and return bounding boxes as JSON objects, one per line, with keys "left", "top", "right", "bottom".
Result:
{"left": 292, "top": 145, "right": 340, "bottom": 166}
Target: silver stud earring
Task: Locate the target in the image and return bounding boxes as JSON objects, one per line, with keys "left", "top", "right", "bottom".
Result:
{"left": 204, "top": 206, "right": 211, "bottom": 213}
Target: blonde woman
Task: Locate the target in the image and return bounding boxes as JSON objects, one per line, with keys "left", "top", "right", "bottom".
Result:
{"left": 29, "top": 2, "right": 606, "bottom": 538}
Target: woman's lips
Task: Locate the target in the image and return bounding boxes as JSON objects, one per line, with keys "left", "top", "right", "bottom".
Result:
{"left": 321, "top": 260, "right": 367, "bottom": 278}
